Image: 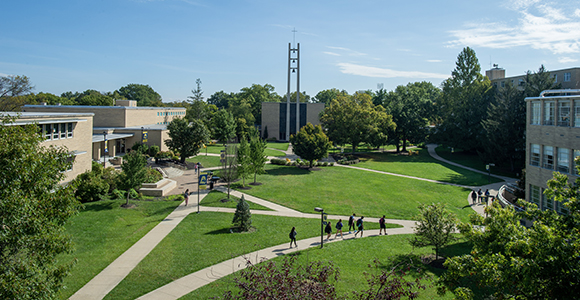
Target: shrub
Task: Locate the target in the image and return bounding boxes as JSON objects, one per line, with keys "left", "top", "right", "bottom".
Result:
{"left": 270, "top": 158, "right": 286, "bottom": 165}
{"left": 74, "top": 170, "right": 109, "bottom": 203}
{"left": 102, "top": 166, "right": 119, "bottom": 192}
{"left": 148, "top": 145, "right": 160, "bottom": 157}
{"left": 144, "top": 167, "right": 163, "bottom": 183}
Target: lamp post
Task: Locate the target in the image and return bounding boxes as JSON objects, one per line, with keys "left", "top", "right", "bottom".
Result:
{"left": 486, "top": 163, "right": 495, "bottom": 184}
{"left": 141, "top": 127, "right": 144, "bottom": 144}
{"left": 314, "top": 207, "right": 324, "bottom": 248}
{"left": 103, "top": 131, "right": 107, "bottom": 167}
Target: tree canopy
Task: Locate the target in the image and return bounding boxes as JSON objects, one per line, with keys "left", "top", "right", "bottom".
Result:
{"left": 0, "top": 75, "right": 34, "bottom": 111}
{"left": 117, "top": 83, "right": 163, "bottom": 107}
{"left": 290, "top": 123, "right": 331, "bottom": 168}
{"left": 0, "top": 114, "right": 80, "bottom": 299}
{"left": 165, "top": 118, "right": 210, "bottom": 163}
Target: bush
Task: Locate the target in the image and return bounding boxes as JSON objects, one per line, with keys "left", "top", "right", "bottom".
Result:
{"left": 75, "top": 170, "right": 109, "bottom": 203}
{"left": 270, "top": 158, "right": 286, "bottom": 165}
{"left": 144, "top": 167, "right": 163, "bottom": 183}
{"left": 149, "top": 145, "right": 160, "bottom": 157}
{"left": 102, "top": 166, "right": 119, "bottom": 193}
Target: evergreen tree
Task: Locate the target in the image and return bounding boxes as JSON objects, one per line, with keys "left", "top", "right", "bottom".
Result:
{"left": 232, "top": 195, "right": 252, "bottom": 231}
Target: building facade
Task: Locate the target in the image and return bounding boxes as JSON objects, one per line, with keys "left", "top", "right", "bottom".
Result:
{"left": 261, "top": 102, "right": 325, "bottom": 141}
{"left": 525, "top": 90, "right": 580, "bottom": 213}
{"left": 4, "top": 112, "right": 94, "bottom": 183}
{"left": 488, "top": 66, "right": 580, "bottom": 90}
{"left": 22, "top": 100, "right": 186, "bottom": 162}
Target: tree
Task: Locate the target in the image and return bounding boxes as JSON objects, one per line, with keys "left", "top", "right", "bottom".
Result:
{"left": 409, "top": 203, "right": 456, "bottom": 260}
{"left": 282, "top": 91, "right": 311, "bottom": 103}
{"left": 434, "top": 47, "right": 492, "bottom": 153}
{"left": 290, "top": 123, "right": 331, "bottom": 168}
{"left": 222, "top": 256, "right": 339, "bottom": 299}
{"left": 523, "top": 64, "right": 560, "bottom": 98}
{"left": 165, "top": 118, "right": 210, "bottom": 163}
{"left": 481, "top": 81, "right": 526, "bottom": 172}
{"left": 320, "top": 92, "right": 394, "bottom": 152}
{"left": 188, "top": 78, "right": 204, "bottom": 102}
{"left": 232, "top": 195, "right": 252, "bottom": 232}
{"left": 313, "top": 88, "right": 348, "bottom": 107}
{"left": 74, "top": 89, "right": 115, "bottom": 106}
{"left": 117, "top": 151, "right": 147, "bottom": 206}
{"left": 207, "top": 90, "right": 236, "bottom": 109}
{"left": 439, "top": 159, "right": 580, "bottom": 300}
{"left": 236, "top": 137, "right": 251, "bottom": 188}
{"left": 212, "top": 109, "right": 236, "bottom": 145}
{"left": 383, "top": 82, "right": 439, "bottom": 152}
{"left": 238, "top": 84, "right": 281, "bottom": 125}
{"left": 248, "top": 131, "right": 267, "bottom": 184}
{"left": 220, "top": 144, "right": 239, "bottom": 199}
{"left": 228, "top": 97, "right": 255, "bottom": 141}
{"left": 117, "top": 83, "right": 163, "bottom": 107}
{"left": 0, "top": 114, "right": 80, "bottom": 299}
{"left": 0, "top": 75, "right": 34, "bottom": 111}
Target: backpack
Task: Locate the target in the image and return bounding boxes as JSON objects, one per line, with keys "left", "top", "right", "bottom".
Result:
{"left": 356, "top": 218, "right": 362, "bottom": 227}
{"left": 379, "top": 218, "right": 385, "bottom": 225}
{"left": 289, "top": 230, "right": 295, "bottom": 239}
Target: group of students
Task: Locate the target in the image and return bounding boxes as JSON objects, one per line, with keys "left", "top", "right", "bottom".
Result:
{"left": 289, "top": 213, "right": 389, "bottom": 248}
{"left": 471, "top": 188, "right": 491, "bottom": 204}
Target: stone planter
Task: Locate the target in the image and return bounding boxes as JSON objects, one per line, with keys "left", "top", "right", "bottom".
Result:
{"left": 110, "top": 157, "right": 123, "bottom": 165}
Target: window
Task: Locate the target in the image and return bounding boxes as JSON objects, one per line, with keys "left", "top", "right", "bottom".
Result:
{"left": 557, "top": 148, "right": 569, "bottom": 173}
{"left": 60, "top": 123, "right": 67, "bottom": 139}
{"left": 44, "top": 124, "right": 52, "bottom": 140}
{"left": 554, "top": 74, "right": 558, "bottom": 82}
{"left": 531, "top": 101, "right": 541, "bottom": 124}
{"left": 543, "top": 192, "right": 554, "bottom": 210}
{"left": 558, "top": 199, "right": 569, "bottom": 215}
{"left": 67, "top": 123, "right": 73, "bottom": 138}
{"left": 575, "top": 100, "right": 580, "bottom": 127}
{"left": 518, "top": 79, "right": 524, "bottom": 86}
{"left": 52, "top": 124, "right": 59, "bottom": 140}
{"left": 543, "top": 146, "right": 554, "bottom": 169}
{"left": 558, "top": 101, "right": 570, "bottom": 126}
{"left": 530, "top": 185, "right": 541, "bottom": 207}
{"left": 564, "top": 72, "right": 571, "bottom": 82}
{"left": 531, "top": 144, "right": 540, "bottom": 166}
{"left": 575, "top": 150, "right": 580, "bottom": 175}
{"left": 544, "top": 101, "right": 555, "bottom": 125}
{"left": 501, "top": 81, "right": 505, "bottom": 87}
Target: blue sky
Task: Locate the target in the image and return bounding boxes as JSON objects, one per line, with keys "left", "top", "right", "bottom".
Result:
{"left": 1, "top": 0, "right": 579, "bottom": 102}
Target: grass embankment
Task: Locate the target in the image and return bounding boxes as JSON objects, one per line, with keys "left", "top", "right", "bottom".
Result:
{"left": 355, "top": 148, "right": 502, "bottom": 186}
{"left": 266, "top": 142, "right": 289, "bottom": 151}
{"left": 200, "top": 190, "right": 272, "bottom": 210}
{"left": 184, "top": 234, "right": 469, "bottom": 299}
{"left": 104, "top": 212, "right": 395, "bottom": 299}
{"left": 435, "top": 146, "right": 519, "bottom": 179}
{"left": 232, "top": 164, "right": 474, "bottom": 222}
{"left": 56, "top": 198, "right": 182, "bottom": 299}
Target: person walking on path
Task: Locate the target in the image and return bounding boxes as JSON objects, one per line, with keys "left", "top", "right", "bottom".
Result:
{"left": 194, "top": 163, "right": 198, "bottom": 174}
{"left": 325, "top": 222, "right": 332, "bottom": 241}
{"left": 471, "top": 190, "right": 477, "bottom": 204}
{"left": 354, "top": 216, "right": 364, "bottom": 237}
{"left": 348, "top": 213, "right": 356, "bottom": 233}
{"left": 477, "top": 189, "right": 483, "bottom": 203}
{"left": 184, "top": 189, "right": 189, "bottom": 206}
{"left": 379, "top": 215, "right": 387, "bottom": 235}
{"left": 484, "top": 189, "right": 490, "bottom": 205}
{"left": 335, "top": 219, "right": 344, "bottom": 239}
{"left": 289, "top": 227, "right": 297, "bottom": 248}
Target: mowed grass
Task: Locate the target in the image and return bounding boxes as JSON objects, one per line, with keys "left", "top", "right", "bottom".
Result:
{"left": 106, "top": 212, "right": 372, "bottom": 300}
{"left": 266, "top": 142, "right": 289, "bottom": 151}
{"left": 435, "top": 146, "right": 519, "bottom": 179}
{"left": 56, "top": 199, "right": 182, "bottom": 299}
{"left": 203, "top": 144, "right": 286, "bottom": 157}
{"left": 200, "top": 190, "right": 272, "bottom": 210}
{"left": 235, "top": 164, "right": 474, "bottom": 222}
{"left": 187, "top": 155, "right": 222, "bottom": 168}
{"left": 183, "top": 234, "right": 469, "bottom": 299}
{"left": 355, "top": 148, "right": 502, "bottom": 186}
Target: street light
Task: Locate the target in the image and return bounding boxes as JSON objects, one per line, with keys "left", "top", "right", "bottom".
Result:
{"left": 141, "top": 127, "right": 144, "bottom": 144}
{"left": 103, "top": 131, "right": 107, "bottom": 167}
{"left": 486, "top": 163, "right": 495, "bottom": 184}
{"left": 314, "top": 207, "right": 324, "bottom": 248}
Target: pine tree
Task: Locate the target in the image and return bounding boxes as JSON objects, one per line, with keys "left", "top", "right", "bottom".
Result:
{"left": 232, "top": 195, "right": 252, "bottom": 231}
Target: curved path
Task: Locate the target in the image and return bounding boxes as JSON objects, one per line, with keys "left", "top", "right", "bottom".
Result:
{"left": 71, "top": 144, "right": 513, "bottom": 300}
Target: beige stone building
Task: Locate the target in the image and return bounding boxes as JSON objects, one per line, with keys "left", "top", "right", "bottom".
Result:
{"left": 4, "top": 111, "right": 94, "bottom": 183}
{"left": 22, "top": 100, "right": 186, "bottom": 163}
{"left": 525, "top": 90, "right": 580, "bottom": 213}
{"left": 261, "top": 102, "right": 325, "bottom": 141}
{"left": 488, "top": 66, "right": 580, "bottom": 90}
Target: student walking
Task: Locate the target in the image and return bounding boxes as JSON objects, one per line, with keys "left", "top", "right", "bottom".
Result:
{"left": 379, "top": 215, "right": 387, "bottom": 235}
{"left": 184, "top": 189, "right": 189, "bottom": 206}
{"left": 325, "top": 222, "right": 332, "bottom": 241}
{"left": 335, "top": 219, "right": 344, "bottom": 238}
{"left": 471, "top": 190, "right": 477, "bottom": 204}
{"left": 354, "top": 216, "right": 364, "bottom": 237}
{"left": 348, "top": 213, "right": 356, "bottom": 233}
{"left": 484, "top": 189, "right": 490, "bottom": 204}
{"left": 477, "top": 189, "right": 483, "bottom": 203}
{"left": 289, "top": 227, "right": 297, "bottom": 248}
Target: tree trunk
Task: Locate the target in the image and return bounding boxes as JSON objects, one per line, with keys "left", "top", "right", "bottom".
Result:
{"left": 402, "top": 132, "right": 407, "bottom": 152}
{"left": 309, "top": 160, "right": 313, "bottom": 168}
{"left": 125, "top": 189, "right": 130, "bottom": 206}
{"left": 253, "top": 172, "right": 257, "bottom": 184}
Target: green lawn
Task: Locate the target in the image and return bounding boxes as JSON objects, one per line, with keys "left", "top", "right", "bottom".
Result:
{"left": 187, "top": 155, "right": 222, "bottom": 168}
{"left": 104, "top": 212, "right": 394, "bottom": 299}
{"left": 183, "top": 234, "right": 469, "bottom": 299}
{"left": 234, "top": 164, "right": 475, "bottom": 222}
{"left": 200, "top": 190, "right": 272, "bottom": 210}
{"left": 201, "top": 144, "right": 286, "bottom": 157}
{"left": 266, "top": 142, "right": 289, "bottom": 151}
{"left": 435, "top": 146, "right": 519, "bottom": 178}
{"left": 56, "top": 199, "right": 182, "bottom": 299}
{"left": 355, "top": 148, "right": 502, "bottom": 186}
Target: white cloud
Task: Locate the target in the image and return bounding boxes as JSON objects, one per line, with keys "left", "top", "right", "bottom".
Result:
{"left": 448, "top": 2, "right": 580, "bottom": 54}
{"left": 337, "top": 63, "right": 448, "bottom": 79}
{"left": 327, "top": 46, "right": 367, "bottom": 56}
{"left": 574, "top": 8, "right": 580, "bottom": 17}
{"left": 426, "top": 59, "right": 442, "bottom": 63}
{"left": 323, "top": 51, "right": 341, "bottom": 56}
{"left": 558, "top": 57, "right": 578, "bottom": 63}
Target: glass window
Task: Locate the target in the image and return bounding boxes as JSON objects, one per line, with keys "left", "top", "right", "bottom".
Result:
{"left": 543, "top": 146, "right": 554, "bottom": 169}
{"left": 531, "top": 144, "right": 540, "bottom": 166}
{"left": 575, "top": 100, "right": 580, "bottom": 127}
{"left": 501, "top": 81, "right": 505, "bottom": 87}
{"left": 44, "top": 124, "right": 52, "bottom": 140}
{"left": 518, "top": 79, "right": 524, "bottom": 86}
{"left": 531, "top": 101, "right": 541, "bottom": 124}
{"left": 530, "top": 185, "right": 541, "bottom": 207}
{"left": 564, "top": 72, "right": 571, "bottom": 82}
{"left": 558, "top": 101, "right": 570, "bottom": 126}
{"left": 544, "top": 101, "right": 555, "bottom": 125}
{"left": 67, "top": 123, "right": 73, "bottom": 138}
{"left": 557, "top": 148, "right": 569, "bottom": 173}
{"left": 52, "top": 124, "right": 59, "bottom": 139}
{"left": 554, "top": 74, "right": 557, "bottom": 82}
{"left": 557, "top": 199, "right": 569, "bottom": 215}
{"left": 60, "top": 123, "right": 67, "bottom": 139}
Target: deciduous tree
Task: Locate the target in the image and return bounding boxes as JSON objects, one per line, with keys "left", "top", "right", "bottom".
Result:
{"left": 236, "top": 137, "right": 251, "bottom": 188}
{"left": 212, "top": 109, "right": 236, "bottom": 145}
{"left": 410, "top": 203, "right": 456, "bottom": 259}
{"left": 117, "top": 83, "right": 163, "bottom": 107}
{"left": 117, "top": 151, "right": 147, "bottom": 206}
{"left": 249, "top": 131, "right": 267, "bottom": 184}
{"left": 0, "top": 75, "right": 34, "bottom": 111}
{"left": 313, "top": 88, "right": 348, "bottom": 107}
{"left": 0, "top": 114, "right": 80, "bottom": 299}
{"left": 290, "top": 123, "right": 331, "bottom": 168}
{"left": 165, "top": 118, "right": 210, "bottom": 163}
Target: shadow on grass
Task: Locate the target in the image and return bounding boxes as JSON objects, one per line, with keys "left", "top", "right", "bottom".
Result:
{"left": 81, "top": 200, "right": 117, "bottom": 212}
{"left": 266, "top": 166, "right": 312, "bottom": 176}
{"left": 204, "top": 228, "right": 232, "bottom": 235}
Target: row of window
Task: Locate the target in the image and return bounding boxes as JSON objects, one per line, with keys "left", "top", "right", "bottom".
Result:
{"left": 530, "top": 99, "right": 580, "bottom": 127}
{"left": 157, "top": 122, "right": 170, "bottom": 125}
{"left": 499, "top": 72, "right": 572, "bottom": 88}
{"left": 38, "top": 123, "right": 74, "bottom": 140}
{"left": 156, "top": 111, "right": 185, "bottom": 116}
{"left": 529, "top": 184, "right": 568, "bottom": 214}
{"left": 530, "top": 144, "right": 579, "bottom": 174}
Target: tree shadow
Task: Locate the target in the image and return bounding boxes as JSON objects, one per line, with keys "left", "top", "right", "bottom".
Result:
{"left": 266, "top": 166, "right": 311, "bottom": 176}
{"left": 81, "top": 201, "right": 117, "bottom": 212}
{"left": 204, "top": 228, "right": 232, "bottom": 235}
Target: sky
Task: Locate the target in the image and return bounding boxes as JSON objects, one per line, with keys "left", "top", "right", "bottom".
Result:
{"left": 1, "top": 0, "right": 579, "bottom": 102}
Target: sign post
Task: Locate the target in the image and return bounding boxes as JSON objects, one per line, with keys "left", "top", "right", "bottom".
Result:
{"left": 314, "top": 207, "right": 324, "bottom": 248}
{"left": 197, "top": 172, "right": 208, "bottom": 213}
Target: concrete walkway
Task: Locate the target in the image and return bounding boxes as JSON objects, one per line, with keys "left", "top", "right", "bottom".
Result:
{"left": 71, "top": 143, "right": 514, "bottom": 300}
